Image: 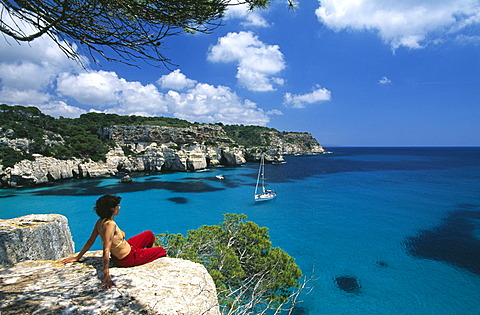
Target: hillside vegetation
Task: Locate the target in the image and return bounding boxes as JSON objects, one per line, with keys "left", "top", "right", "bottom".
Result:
{"left": 0, "top": 104, "right": 308, "bottom": 168}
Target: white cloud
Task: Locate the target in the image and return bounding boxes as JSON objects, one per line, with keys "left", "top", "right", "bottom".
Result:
{"left": 165, "top": 83, "right": 270, "bottom": 125}
{"left": 379, "top": 76, "right": 392, "bottom": 85}
{"left": 315, "top": 0, "right": 480, "bottom": 49}
{"left": 55, "top": 70, "right": 269, "bottom": 124}
{"left": 1, "top": 41, "right": 271, "bottom": 124}
{"left": 284, "top": 85, "right": 332, "bottom": 109}
{"left": 0, "top": 14, "right": 272, "bottom": 125}
{"left": 57, "top": 71, "right": 170, "bottom": 115}
{"left": 0, "top": 88, "right": 51, "bottom": 105}
{"left": 224, "top": 0, "right": 270, "bottom": 27}
{"left": 36, "top": 101, "right": 87, "bottom": 118}
{"left": 266, "top": 109, "right": 284, "bottom": 116}
{"left": 157, "top": 69, "right": 197, "bottom": 90}
{"left": 0, "top": 12, "right": 84, "bottom": 112}
{"left": 57, "top": 71, "right": 123, "bottom": 107}
{"left": 207, "top": 31, "right": 285, "bottom": 91}
{"left": 111, "top": 82, "right": 169, "bottom": 116}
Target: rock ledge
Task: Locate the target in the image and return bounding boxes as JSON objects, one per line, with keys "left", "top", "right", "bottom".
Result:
{"left": 0, "top": 253, "right": 220, "bottom": 314}
{"left": 0, "top": 214, "right": 74, "bottom": 267}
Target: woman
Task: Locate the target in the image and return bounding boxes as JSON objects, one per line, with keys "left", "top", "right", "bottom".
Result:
{"left": 61, "top": 195, "right": 167, "bottom": 289}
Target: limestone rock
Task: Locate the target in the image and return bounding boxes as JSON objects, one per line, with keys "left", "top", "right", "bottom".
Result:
{"left": 131, "top": 143, "right": 167, "bottom": 172}
{"left": 259, "top": 131, "right": 326, "bottom": 155}
{"left": 0, "top": 214, "right": 75, "bottom": 267}
{"left": 0, "top": 137, "right": 30, "bottom": 151}
{"left": 6, "top": 156, "right": 80, "bottom": 186}
{"left": 185, "top": 145, "right": 208, "bottom": 171}
{"left": 205, "top": 147, "right": 222, "bottom": 167}
{"left": 162, "top": 147, "right": 188, "bottom": 171}
{"left": 0, "top": 254, "right": 220, "bottom": 315}
{"left": 105, "top": 145, "right": 130, "bottom": 171}
{"left": 221, "top": 147, "right": 246, "bottom": 166}
{"left": 78, "top": 160, "right": 117, "bottom": 178}
{"left": 0, "top": 123, "right": 327, "bottom": 187}
{"left": 100, "top": 125, "right": 234, "bottom": 147}
{"left": 119, "top": 174, "right": 132, "bottom": 183}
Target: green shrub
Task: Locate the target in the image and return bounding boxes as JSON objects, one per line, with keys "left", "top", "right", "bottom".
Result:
{"left": 157, "top": 213, "right": 302, "bottom": 313}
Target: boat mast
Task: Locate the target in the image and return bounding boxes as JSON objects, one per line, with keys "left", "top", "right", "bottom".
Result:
{"left": 261, "top": 154, "right": 266, "bottom": 193}
{"left": 255, "top": 153, "right": 263, "bottom": 195}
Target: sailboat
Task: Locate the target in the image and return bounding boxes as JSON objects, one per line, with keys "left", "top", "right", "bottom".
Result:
{"left": 254, "top": 153, "right": 276, "bottom": 202}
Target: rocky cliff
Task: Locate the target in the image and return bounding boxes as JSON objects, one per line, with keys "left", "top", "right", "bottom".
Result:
{"left": 0, "top": 214, "right": 220, "bottom": 314}
{"left": 0, "top": 214, "right": 75, "bottom": 267}
{"left": 0, "top": 124, "right": 326, "bottom": 187}
{"left": 0, "top": 255, "right": 220, "bottom": 314}
{"left": 99, "top": 124, "right": 234, "bottom": 147}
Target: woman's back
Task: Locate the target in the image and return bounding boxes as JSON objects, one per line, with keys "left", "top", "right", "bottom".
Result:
{"left": 96, "top": 218, "right": 130, "bottom": 259}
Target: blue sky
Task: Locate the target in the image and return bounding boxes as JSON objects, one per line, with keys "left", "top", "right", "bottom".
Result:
{"left": 1, "top": 0, "right": 479, "bottom": 146}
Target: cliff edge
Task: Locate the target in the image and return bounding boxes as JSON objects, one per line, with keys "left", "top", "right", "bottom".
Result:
{"left": 0, "top": 255, "right": 220, "bottom": 314}
{"left": 0, "top": 215, "right": 220, "bottom": 314}
{"left": 0, "top": 214, "right": 75, "bottom": 267}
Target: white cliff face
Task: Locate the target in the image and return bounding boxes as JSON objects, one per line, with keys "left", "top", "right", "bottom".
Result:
{"left": 7, "top": 156, "right": 81, "bottom": 186}
{"left": 0, "top": 125, "right": 326, "bottom": 187}
{"left": 206, "top": 147, "right": 222, "bottom": 167}
{"left": 0, "top": 254, "right": 220, "bottom": 314}
{"left": 221, "top": 147, "right": 246, "bottom": 166}
{"left": 185, "top": 144, "right": 208, "bottom": 171}
{"left": 0, "top": 214, "right": 75, "bottom": 267}
{"left": 0, "top": 137, "right": 31, "bottom": 151}
{"left": 100, "top": 125, "right": 234, "bottom": 147}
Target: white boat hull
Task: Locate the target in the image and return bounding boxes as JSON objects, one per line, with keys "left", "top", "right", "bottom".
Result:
{"left": 254, "top": 192, "right": 276, "bottom": 201}
{"left": 254, "top": 153, "right": 277, "bottom": 202}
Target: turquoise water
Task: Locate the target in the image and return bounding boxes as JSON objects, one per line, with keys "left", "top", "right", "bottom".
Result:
{"left": 1, "top": 147, "right": 480, "bottom": 314}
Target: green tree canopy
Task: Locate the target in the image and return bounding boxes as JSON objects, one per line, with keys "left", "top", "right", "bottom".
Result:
{"left": 0, "top": 0, "right": 295, "bottom": 67}
{"left": 157, "top": 213, "right": 303, "bottom": 314}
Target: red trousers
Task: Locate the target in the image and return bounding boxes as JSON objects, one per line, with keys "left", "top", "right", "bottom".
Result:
{"left": 113, "top": 231, "right": 166, "bottom": 267}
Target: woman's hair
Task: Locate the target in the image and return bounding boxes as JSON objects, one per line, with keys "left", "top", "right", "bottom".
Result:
{"left": 94, "top": 195, "right": 122, "bottom": 218}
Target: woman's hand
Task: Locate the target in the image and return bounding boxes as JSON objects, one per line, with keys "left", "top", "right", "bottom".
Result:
{"left": 61, "top": 256, "right": 80, "bottom": 264}
{"left": 103, "top": 275, "right": 115, "bottom": 290}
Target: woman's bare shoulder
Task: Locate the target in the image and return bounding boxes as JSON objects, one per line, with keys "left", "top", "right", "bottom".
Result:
{"left": 96, "top": 218, "right": 116, "bottom": 230}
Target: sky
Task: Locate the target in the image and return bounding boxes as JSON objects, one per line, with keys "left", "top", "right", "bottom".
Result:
{"left": 1, "top": 0, "right": 479, "bottom": 146}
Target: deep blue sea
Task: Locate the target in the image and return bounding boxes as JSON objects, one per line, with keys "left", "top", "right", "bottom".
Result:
{"left": 1, "top": 147, "right": 480, "bottom": 314}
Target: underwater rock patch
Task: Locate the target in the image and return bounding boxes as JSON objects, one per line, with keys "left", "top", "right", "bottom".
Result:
{"left": 334, "top": 276, "right": 361, "bottom": 294}
{"left": 376, "top": 261, "right": 388, "bottom": 268}
{"left": 168, "top": 197, "right": 188, "bottom": 204}
{"left": 33, "top": 180, "right": 223, "bottom": 196}
{"left": 405, "top": 208, "right": 480, "bottom": 275}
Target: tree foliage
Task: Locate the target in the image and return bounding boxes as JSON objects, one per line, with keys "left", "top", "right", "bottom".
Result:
{"left": 157, "top": 213, "right": 303, "bottom": 314}
{"left": 223, "top": 124, "right": 276, "bottom": 147}
{"left": 0, "top": 0, "right": 295, "bottom": 66}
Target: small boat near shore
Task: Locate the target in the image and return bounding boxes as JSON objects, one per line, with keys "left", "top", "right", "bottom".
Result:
{"left": 254, "top": 153, "right": 276, "bottom": 202}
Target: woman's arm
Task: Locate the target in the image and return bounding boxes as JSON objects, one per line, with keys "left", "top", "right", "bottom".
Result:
{"left": 101, "top": 221, "right": 116, "bottom": 290}
{"left": 61, "top": 224, "right": 99, "bottom": 264}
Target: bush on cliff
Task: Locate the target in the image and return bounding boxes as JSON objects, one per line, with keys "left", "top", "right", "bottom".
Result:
{"left": 0, "top": 147, "right": 33, "bottom": 168}
{"left": 223, "top": 125, "right": 276, "bottom": 147}
{"left": 157, "top": 213, "right": 303, "bottom": 314}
